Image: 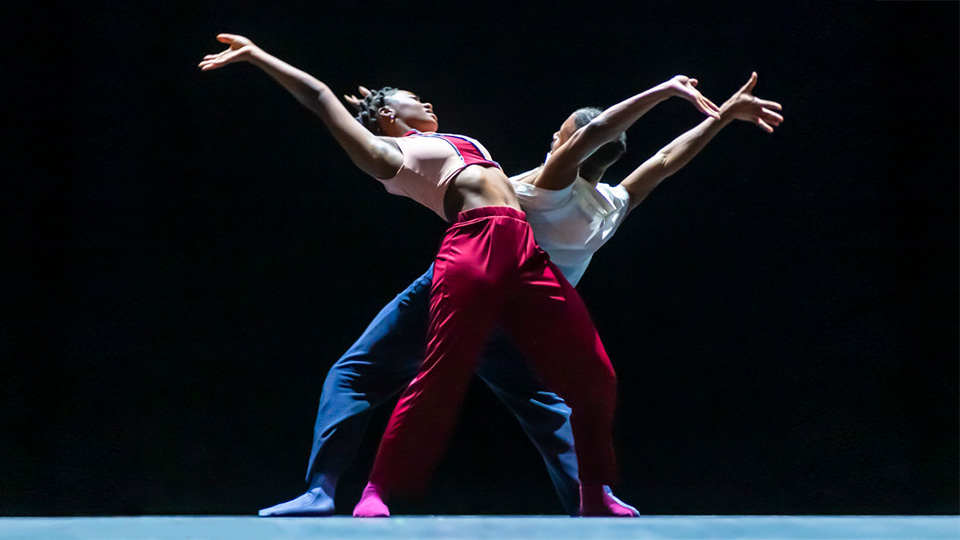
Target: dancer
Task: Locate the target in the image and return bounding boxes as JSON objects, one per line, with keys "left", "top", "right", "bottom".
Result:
{"left": 199, "top": 33, "right": 724, "bottom": 517}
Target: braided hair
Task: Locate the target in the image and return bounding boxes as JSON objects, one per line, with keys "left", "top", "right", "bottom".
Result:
{"left": 355, "top": 86, "right": 399, "bottom": 134}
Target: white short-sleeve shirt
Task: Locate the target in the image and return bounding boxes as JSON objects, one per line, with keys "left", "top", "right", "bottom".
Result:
{"left": 511, "top": 175, "right": 631, "bottom": 286}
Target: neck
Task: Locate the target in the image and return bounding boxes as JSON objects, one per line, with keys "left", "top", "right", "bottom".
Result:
{"left": 382, "top": 119, "right": 415, "bottom": 138}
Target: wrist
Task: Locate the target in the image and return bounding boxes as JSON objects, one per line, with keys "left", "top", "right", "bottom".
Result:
{"left": 658, "top": 80, "right": 680, "bottom": 98}
{"left": 717, "top": 102, "right": 737, "bottom": 125}
{"left": 637, "top": 83, "right": 675, "bottom": 107}
{"left": 246, "top": 46, "right": 268, "bottom": 65}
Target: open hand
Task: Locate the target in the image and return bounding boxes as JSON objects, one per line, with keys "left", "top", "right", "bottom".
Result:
{"left": 720, "top": 72, "right": 783, "bottom": 132}
{"left": 198, "top": 34, "right": 258, "bottom": 71}
{"left": 668, "top": 75, "right": 721, "bottom": 119}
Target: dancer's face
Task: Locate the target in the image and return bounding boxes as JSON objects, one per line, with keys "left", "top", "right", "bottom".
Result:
{"left": 383, "top": 90, "right": 439, "bottom": 132}
{"left": 550, "top": 113, "right": 579, "bottom": 153}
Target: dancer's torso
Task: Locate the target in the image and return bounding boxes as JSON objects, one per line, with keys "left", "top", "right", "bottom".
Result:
{"left": 380, "top": 131, "right": 520, "bottom": 222}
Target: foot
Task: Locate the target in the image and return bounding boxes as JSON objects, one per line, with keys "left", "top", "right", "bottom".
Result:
{"left": 352, "top": 482, "right": 390, "bottom": 518}
{"left": 258, "top": 487, "right": 335, "bottom": 517}
{"left": 603, "top": 485, "right": 640, "bottom": 517}
{"left": 579, "top": 484, "right": 639, "bottom": 517}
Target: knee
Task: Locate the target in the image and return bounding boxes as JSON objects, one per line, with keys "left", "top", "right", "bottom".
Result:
{"left": 321, "top": 357, "right": 366, "bottom": 394}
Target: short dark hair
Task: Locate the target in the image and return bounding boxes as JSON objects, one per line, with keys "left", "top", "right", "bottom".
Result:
{"left": 355, "top": 86, "right": 399, "bottom": 134}
{"left": 570, "top": 107, "right": 628, "bottom": 175}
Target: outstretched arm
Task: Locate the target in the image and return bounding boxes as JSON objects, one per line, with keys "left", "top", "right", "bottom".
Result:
{"left": 199, "top": 34, "right": 403, "bottom": 179}
{"left": 620, "top": 72, "right": 783, "bottom": 211}
{"left": 535, "top": 75, "right": 721, "bottom": 191}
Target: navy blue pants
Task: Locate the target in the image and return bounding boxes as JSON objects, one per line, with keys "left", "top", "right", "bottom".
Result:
{"left": 304, "top": 264, "right": 581, "bottom": 514}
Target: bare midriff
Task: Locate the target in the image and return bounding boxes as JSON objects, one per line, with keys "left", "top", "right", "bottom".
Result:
{"left": 442, "top": 165, "right": 521, "bottom": 222}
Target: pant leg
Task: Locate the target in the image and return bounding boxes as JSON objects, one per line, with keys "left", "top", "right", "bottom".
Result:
{"left": 475, "top": 332, "right": 581, "bottom": 515}
{"left": 368, "top": 211, "right": 522, "bottom": 495}
{"left": 501, "top": 243, "right": 619, "bottom": 487}
{"left": 305, "top": 266, "right": 434, "bottom": 491}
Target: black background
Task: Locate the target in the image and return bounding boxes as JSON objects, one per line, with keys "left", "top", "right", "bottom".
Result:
{"left": 2, "top": 1, "right": 957, "bottom": 516}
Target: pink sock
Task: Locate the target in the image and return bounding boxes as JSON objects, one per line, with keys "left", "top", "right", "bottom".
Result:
{"left": 352, "top": 482, "right": 390, "bottom": 518}
{"left": 579, "top": 483, "right": 639, "bottom": 517}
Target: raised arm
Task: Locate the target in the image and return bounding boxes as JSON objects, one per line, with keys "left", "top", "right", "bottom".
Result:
{"left": 199, "top": 34, "right": 403, "bottom": 179}
{"left": 535, "top": 75, "right": 721, "bottom": 191}
{"left": 620, "top": 72, "right": 783, "bottom": 211}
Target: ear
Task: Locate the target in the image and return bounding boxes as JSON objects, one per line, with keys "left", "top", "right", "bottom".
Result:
{"left": 377, "top": 106, "right": 395, "bottom": 120}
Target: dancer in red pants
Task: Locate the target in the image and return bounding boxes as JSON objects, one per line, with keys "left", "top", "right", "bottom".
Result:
{"left": 200, "top": 33, "right": 720, "bottom": 517}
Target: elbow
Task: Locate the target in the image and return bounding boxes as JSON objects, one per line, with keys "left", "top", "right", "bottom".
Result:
{"left": 657, "top": 151, "right": 670, "bottom": 169}
{"left": 311, "top": 83, "right": 338, "bottom": 117}
{"left": 655, "top": 150, "right": 673, "bottom": 176}
{"left": 582, "top": 118, "right": 616, "bottom": 143}
{"left": 314, "top": 81, "right": 332, "bottom": 98}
